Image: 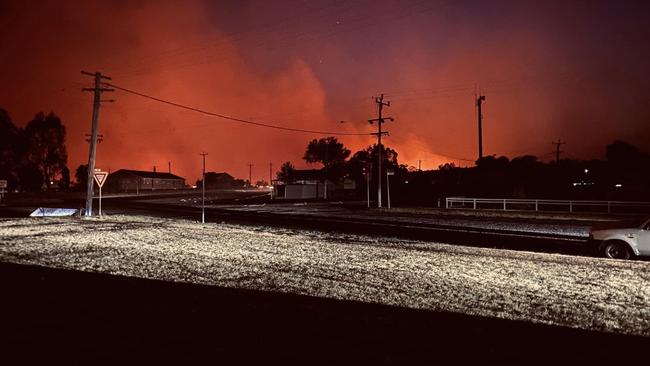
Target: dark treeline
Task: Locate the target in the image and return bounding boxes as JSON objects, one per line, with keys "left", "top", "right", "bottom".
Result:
{"left": 0, "top": 108, "right": 69, "bottom": 192}
{"left": 404, "top": 140, "right": 650, "bottom": 204}
{"left": 280, "top": 137, "right": 650, "bottom": 203}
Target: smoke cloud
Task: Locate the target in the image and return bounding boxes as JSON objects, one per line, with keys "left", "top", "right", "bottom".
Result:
{"left": 1, "top": 0, "right": 648, "bottom": 182}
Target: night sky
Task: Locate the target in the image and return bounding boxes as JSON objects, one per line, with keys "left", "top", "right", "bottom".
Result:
{"left": 1, "top": 0, "right": 649, "bottom": 183}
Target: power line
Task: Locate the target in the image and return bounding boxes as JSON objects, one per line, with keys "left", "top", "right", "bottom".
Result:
{"left": 105, "top": 82, "right": 371, "bottom": 136}
{"left": 434, "top": 153, "right": 475, "bottom": 163}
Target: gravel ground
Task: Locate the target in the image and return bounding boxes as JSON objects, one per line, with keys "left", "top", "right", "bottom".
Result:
{"left": 1, "top": 215, "right": 648, "bottom": 336}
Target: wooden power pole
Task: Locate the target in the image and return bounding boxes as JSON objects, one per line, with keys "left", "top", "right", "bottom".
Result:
{"left": 553, "top": 140, "right": 566, "bottom": 163}
{"left": 476, "top": 94, "right": 486, "bottom": 161}
{"left": 82, "top": 71, "right": 113, "bottom": 217}
{"left": 368, "top": 94, "right": 393, "bottom": 208}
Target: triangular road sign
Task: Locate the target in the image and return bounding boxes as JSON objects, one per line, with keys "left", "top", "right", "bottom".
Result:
{"left": 93, "top": 171, "right": 108, "bottom": 188}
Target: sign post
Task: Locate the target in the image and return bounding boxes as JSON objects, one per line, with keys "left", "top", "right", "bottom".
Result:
{"left": 386, "top": 170, "right": 395, "bottom": 209}
{"left": 364, "top": 168, "right": 370, "bottom": 208}
{"left": 93, "top": 170, "right": 108, "bottom": 216}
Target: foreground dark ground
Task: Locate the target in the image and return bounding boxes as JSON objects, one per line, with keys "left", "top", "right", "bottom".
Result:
{"left": 1, "top": 262, "right": 647, "bottom": 365}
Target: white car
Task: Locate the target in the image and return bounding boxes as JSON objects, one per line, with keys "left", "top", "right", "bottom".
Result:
{"left": 589, "top": 217, "right": 650, "bottom": 259}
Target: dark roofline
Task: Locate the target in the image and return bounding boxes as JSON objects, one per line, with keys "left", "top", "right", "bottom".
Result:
{"left": 205, "top": 172, "right": 234, "bottom": 177}
{"left": 111, "top": 169, "right": 185, "bottom": 180}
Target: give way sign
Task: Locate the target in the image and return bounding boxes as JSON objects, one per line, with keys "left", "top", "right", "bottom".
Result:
{"left": 93, "top": 170, "right": 108, "bottom": 188}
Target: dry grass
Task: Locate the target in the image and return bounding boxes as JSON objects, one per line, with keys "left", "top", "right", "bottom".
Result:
{"left": 1, "top": 215, "right": 648, "bottom": 336}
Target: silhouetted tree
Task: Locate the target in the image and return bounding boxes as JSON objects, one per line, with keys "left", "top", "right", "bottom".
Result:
{"left": 75, "top": 164, "right": 88, "bottom": 191}
{"left": 276, "top": 161, "right": 296, "bottom": 182}
{"left": 606, "top": 140, "right": 644, "bottom": 168}
{"left": 18, "top": 162, "right": 44, "bottom": 192}
{"left": 23, "top": 112, "right": 67, "bottom": 188}
{"left": 510, "top": 155, "right": 543, "bottom": 197}
{"left": 59, "top": 166, "right": 70, "bottom": 191}
{"left": 345, "top": 144, "right": 406, "bottom": 200}
{"left": 605, "top": 140, "right": 650, "bottom": 199}
{"left": 366, "top": 144, "right": 401, "bottom": 171}
{"left": 438, "top": 162, "right": 456, "bottom": 170}
{"left": 303, "top": 137, "right": 351, "bottom": 183}
{"left": 303, "top": 137, "right": 351, "bottom": 167}
{"left": 346, "top": 149, "right": 372, "bottom": 182}
{"left": 0, "top": 108, "right": 21, "bottom": 190}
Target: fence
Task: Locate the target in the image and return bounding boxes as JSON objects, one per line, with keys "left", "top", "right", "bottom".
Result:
{"left": 445, "top": 197, "right": 650, "bottom": 214}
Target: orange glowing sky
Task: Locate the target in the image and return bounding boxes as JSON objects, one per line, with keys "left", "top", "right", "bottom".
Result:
{"left": 1, "top": 0, "right": 649, "bottom": 183}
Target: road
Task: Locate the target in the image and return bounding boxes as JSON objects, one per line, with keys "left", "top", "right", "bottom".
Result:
{"left": 102, "top": 196, "right": 612, "bottom": 256}
{"left": 1, "top": 189, "right": 638, "bottom": 256}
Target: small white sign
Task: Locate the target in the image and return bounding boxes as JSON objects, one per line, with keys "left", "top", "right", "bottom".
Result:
{"left": 93, "top": 171, "right": 108, "bottom": 188}
{"left": 0, "top": 180, "right": 7, "bottom": 188}
{"left": 386, "top": 170, "right": 395, "bottom": 176}
{"left": 30, "top": 208, "right": 77, "bottom": 217}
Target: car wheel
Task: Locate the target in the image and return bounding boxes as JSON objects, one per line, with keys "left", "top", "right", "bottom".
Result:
{"left": 602, "top": 241, "right": 632, "bottom": 259}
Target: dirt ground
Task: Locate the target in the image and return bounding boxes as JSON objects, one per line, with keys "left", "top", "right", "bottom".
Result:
{"left": 1, "top": 214, "right": 649, "bottom": 337}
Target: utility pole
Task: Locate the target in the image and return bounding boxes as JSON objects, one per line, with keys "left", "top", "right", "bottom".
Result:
{"left": 200, "top": 152, "right": 208, "bottom": 223}
{"left": 248, "top": 163, "right": 253, "bottom": 188}
{"left": 368, "top": 94, "right": 393, "bottom": 208}
{"left": 82, "top": 71, "right": 113, "bottom": 217}
{"left": 476, "top": 94, "right": 486, "bottom": 161}
{"left": 168, "top": 161, "right": 171, "bottom": 174}
{"left": 553, "top": 140, "right": 566, "bottom": 164}
{"left": 418, "top": 160, "right": 421, "bottom": 171}
{"left": 152, "top": 166, "right": 156, "bottom": 190}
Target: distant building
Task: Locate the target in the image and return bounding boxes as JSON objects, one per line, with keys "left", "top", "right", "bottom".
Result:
{"left": 202, "top": 172, "right": 245, "bottom": 189}
{"left": 273, "top": 169, "right": 355, "bottom": 199}
{"left": 105, "top": 169, "right": 186, "bottom": 192}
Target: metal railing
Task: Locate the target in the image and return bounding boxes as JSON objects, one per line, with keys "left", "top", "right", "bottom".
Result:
{"left": 445, "top": 197, "right": 650, "bottom": 214}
